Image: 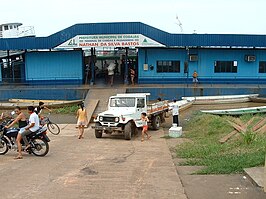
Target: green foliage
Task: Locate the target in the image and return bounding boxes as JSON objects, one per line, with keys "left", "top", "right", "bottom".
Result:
{"left": 239, "top": 114, "right": 254, "bottom": 123}
{"left": 54, "top": 105, "right": 79, "bottom": 114}
{"left": 240, "top": 128, "right": 257, "bottom": 145}
{"left": 177, "top": 112, "right": 266, "bottom": 174}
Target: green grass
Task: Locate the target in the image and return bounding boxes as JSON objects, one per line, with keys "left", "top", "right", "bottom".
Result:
{"left": 176, "top": 112, "right": 266, "bottom": 174}
{"left": 53, "top": 105, "right": 79, "bottom": 114}
{"left": 161, "top": 135, "right": 176, "bottom": 139}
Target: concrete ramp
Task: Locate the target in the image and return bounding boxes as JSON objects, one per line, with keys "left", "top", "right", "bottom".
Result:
{"left": 84, "top": 88, "right": 126, "bottom": 123}
{"left": 84, "top": 99, "right": 99, "bottom": 123}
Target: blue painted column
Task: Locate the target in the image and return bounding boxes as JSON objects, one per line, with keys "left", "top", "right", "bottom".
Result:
{"left": 90, "top": 48, "right": 95, "bottom": 85}
{"left": 186, "top": 47, "right": 189, "bottom": 87}
{"left": 124, "top": 47, "right": 129, "bottom": 84}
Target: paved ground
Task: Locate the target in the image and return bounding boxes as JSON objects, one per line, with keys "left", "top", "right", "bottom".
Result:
{"left": 0, "top": 124, "right": 187, "bottom": 199}
{"left": 177, "top": 166, "right": 265, "bottom": 199}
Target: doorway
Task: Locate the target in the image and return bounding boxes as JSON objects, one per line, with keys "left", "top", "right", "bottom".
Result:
{"left": 1, "top": 54, "right": 25, "bottom": 83}
{"left": 83, "top": 48, "right": 138, "bottom": 86}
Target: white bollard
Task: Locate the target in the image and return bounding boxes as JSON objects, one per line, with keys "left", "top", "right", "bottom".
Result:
{"left": 169, "top": 124, "right": 182, "bottom": 138}
{"left": 264, "top": 155, "right": 266, "bottom": 192}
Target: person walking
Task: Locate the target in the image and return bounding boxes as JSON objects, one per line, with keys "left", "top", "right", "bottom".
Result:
{"left": 130, "top": 67, "right": 135, "bottom": 85}
{"left": 192, "top": 70, "right": 198, "bottom": 87}
{"left": 107, "top": 62, "right": 115, "bottom": 86}
{"left": 76, "top": 103, "right": 88, "bottom": 139}
{"left": 140, "top": 112, "right": 151, "bottom": 142}
{"left": 170, "top": 99, "right": 179, "bottom": 126}
{"left": 103, "top": 61, "right": 109, "bottom": 83}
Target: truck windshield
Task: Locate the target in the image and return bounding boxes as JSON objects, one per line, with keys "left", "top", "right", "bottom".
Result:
{"left": 110, "top": 97, "right": 135, "bottom": 107}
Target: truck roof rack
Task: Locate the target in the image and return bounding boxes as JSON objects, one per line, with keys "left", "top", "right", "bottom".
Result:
{"left": 115, "top": 93, "right": 150, "bottom": 97}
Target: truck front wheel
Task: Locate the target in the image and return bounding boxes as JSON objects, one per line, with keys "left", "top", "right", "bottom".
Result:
{"left": 95, "top": 122, "right": 103, "bottom": 138}
{"left": 152, "top": 115, "right": 161, "bottom": 130}
{"left": 124, "top": 122, "right": 132, "bottom": 140}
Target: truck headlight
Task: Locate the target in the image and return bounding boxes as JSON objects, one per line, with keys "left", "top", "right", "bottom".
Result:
{"left": 115, "top": 117, "right": 119, "bottom": 122}
{"left": 99, "top": 116, "right": 103, "bottom": 122}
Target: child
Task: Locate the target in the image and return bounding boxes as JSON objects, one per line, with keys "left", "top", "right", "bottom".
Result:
{"left": 141, "top": 112, "right": 151, "bottom": 142}
{"left": 192, "top": 70, "right": 198, "bottom": 87}
{"left": 35, "top": 101, "right": 52, "bottom": 116}
{"left": 76, "top": 103, "right": 88, "bottom": 139}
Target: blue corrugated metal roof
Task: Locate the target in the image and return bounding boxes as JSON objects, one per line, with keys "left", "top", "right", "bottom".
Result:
{"left": 0, "top": 22, "right": 266, "bottom": 50}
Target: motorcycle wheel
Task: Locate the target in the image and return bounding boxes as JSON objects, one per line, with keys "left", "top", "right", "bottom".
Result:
{"left": 0, "top": 138, "right": 9, "bottom": 155}
{"left": 47, "top": 122, "right": 60, "bottom": 135}
{"left": 31, "top": 138, "right": 49, "bottom": 157}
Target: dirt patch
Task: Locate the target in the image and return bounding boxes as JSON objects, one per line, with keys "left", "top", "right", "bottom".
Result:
{"left": 80, "top": 167, "right": 98, "bottom": 175}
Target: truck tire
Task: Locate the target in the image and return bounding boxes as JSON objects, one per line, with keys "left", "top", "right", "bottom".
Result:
{"left": 152, "top": 115, "right": 161, "bottom": 130}
{"left": 160, "top": 112, "right": 166, "bottom": 123}
{"left": 124, "top": 122, "right": 132, "bottom": 140}
{"left": 95, "top": 122, "right": 103, "bottom": 138}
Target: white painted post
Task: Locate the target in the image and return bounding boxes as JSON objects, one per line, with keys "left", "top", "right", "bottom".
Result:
{"left": 264, "top": 155, "right": 266, "bottom": 192}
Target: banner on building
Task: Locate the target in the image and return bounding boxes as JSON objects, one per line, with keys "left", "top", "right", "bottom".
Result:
{"left": 56, "top": 34, "right": 165, "bottom": 49}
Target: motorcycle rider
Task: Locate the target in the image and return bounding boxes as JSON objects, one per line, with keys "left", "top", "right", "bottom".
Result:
{"left": 15, "top": 106, "right": 40, "bottom": 159}
{"left": 5, "top": 106, "right": 27, "bottom": 129}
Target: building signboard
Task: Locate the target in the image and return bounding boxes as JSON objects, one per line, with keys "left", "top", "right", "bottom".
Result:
{"left": 56, "top": 34, "right": 165, "bottom": 49}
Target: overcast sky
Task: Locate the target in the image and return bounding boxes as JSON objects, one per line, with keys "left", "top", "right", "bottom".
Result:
{"left": 1, "top": 0, "right": 266, "bottom": 36}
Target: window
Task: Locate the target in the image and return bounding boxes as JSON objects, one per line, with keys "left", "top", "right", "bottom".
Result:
{"left": 110, "top": 97, "right": 135, "bottom": 107}
{"left": 137, "top": 98, "right": 145, "bottom": 108}
{"left": 259, "top": 61, "right": 266, "bottom": 73}
{"left": 157, "top": 61, "right": 180, "bottom": 73}
{"left": 214, "top": 61, "right": 237, "bottom": 73}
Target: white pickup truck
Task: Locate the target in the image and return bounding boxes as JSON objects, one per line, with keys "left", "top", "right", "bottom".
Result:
{"left": 93, "top": 93, "right": 169, "bottom": 140}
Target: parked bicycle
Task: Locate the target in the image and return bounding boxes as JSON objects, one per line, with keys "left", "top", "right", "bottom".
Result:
{"left": 40, "top": 113, "right": 60, "bottom": 135}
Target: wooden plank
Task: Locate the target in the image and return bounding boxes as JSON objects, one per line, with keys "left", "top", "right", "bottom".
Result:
{"left": 245, "top": 117, "right": 256, "bottom": 127}
{"left": 85, "top": 99, "right": 99, "bottom": 125}
{"left": 255, "top": 125, "right": 266, "bottom": 134}
{"left": 232, "top": 118, "right": 245, "bottom": 127}
{"left": 253, "top": 118, "right": 266, "bottom": 131}
{"left": 224, "top": 117, "right": 256, "bottom": 143}
{"left": 219, "top": 130, "right": 238, "bottom": 144}
{"left": 227, "top": 120, "right": 246, "bottom": 132}
{"left": 9, "top": 98, "right": 83, "bottom": 103}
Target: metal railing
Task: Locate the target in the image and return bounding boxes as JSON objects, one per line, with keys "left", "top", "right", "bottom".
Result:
{"left": 137, "top": 75, "right": 266, "bottom": 88}
{"left": 0, "top": 74, "right": 266, "bottom": 88}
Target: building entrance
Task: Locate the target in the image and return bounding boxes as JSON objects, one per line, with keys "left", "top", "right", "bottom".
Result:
{"left": 1, "top": 53, "right": 25, "bottom": 83}
{"left": 84, "top": 48, "right": 138, "bottom": 86}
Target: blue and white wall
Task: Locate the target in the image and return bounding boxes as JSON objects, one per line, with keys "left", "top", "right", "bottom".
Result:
{"left": 25, "top": 51, "right": 83, "bottom": 83}
{"left": 138, "top": 48, "right": 187, "bottom": 84}
{"left": 138, "top": 48, "right": 266, "bottom": 84}
{"left": 198, "top": 49, "right": 266, "bottom": 83}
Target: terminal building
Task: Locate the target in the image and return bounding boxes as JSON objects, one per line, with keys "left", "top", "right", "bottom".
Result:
{"left": 0, "top": 22, "right": 266, "bottom": 85}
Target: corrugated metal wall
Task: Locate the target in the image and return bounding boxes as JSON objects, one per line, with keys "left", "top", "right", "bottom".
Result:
{"left": 0, "top": 88, "right": 88, "bottom": 101}
{"left": 138, "top": 48, "right": 266, "bottom": 84}
{"left": 25, "top": 51, "right": 83, "bottom": 82}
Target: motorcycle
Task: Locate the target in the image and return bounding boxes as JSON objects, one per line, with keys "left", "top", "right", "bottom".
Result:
{"left": 0, "top": 118, "right": 50, "bottom": 157}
